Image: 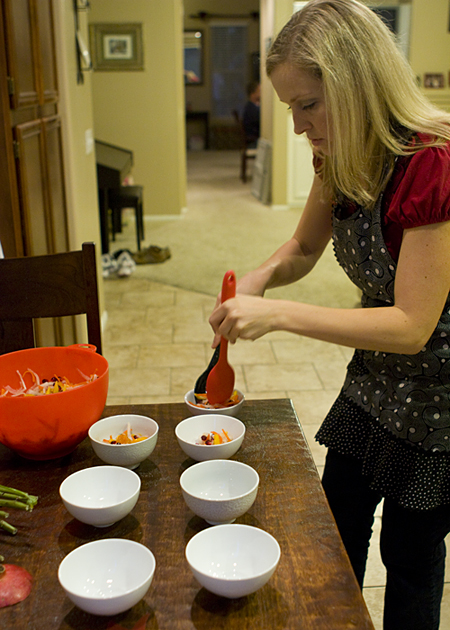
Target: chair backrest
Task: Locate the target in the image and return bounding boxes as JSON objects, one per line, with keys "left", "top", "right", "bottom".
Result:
{"left": 0, "top": 242, "right": 102, "bottom": 355}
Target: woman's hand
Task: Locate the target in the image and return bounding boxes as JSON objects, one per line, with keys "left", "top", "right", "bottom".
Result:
{"left": 211, "top": 269, "right": 267, "bottom": 312}
{"left": 209, "top": 295, "right": 279, "bottom": 347}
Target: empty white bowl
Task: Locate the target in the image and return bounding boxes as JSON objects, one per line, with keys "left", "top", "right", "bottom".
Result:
{"left": 175, "top": 414, "right": 245, "bottom": 462}
{"left": 58, "top": 538, "right": 156, "bottom": 615}
{"left": 186, "top": 524, "right": 281, "bottom": 598}
{"left": 180, "top": 459, "right": 259, "bottom": 524}
{"left": 184, "top": 389, "right": 245, "bottom": 416}
{"left": 89, "top": 414, "right": 159, "bottom": 469}
{"left": 59, "top": 465, "right": 141, "bottom": 527}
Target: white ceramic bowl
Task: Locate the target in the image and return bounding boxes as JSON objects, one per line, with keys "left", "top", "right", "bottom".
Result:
{"left": 59, "top": 465, "right": 141, "bottom": 527}
{"left": 180, "top": 459, "right": 259, "bottom": 525}
{"left": 186, "top": 524, "right": 281, "bottom": 598}
{"left": 88, "top": 414, "right": 159, "bottom": 470}
{"left": 184, "top": 389, "right": 245, "bottom": 417}
{"left": 175, "top": 414, "right": 245, "bottom": 462}
{"left": 58, "top": 539, "right": 156, "bottom": 615}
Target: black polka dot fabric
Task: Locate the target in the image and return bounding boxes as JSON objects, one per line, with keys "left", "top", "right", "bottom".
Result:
{"left": 315, "top": 185, "right": 450, "bottom": 511}
{"left": 316, "top": 395, "right": 450, "bottom": 510}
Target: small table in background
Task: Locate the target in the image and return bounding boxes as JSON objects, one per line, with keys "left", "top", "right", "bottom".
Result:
{"left": 95, "top": 139, "right": 133, "bottom": 254}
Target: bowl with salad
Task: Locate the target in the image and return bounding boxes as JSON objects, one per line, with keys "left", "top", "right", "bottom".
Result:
{"left": 184, "top": 388, "right": 245, "bottom": 417}
{"left": 0, "top": 344, "right": 108, "bottom": 460}
{"left": 89, "top": 414, "right": 159, "bottom": 469}
{"left": 175, "top": 414, "right": 245, "bottom": 462}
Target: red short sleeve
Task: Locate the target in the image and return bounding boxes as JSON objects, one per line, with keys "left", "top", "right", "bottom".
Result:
{"left": 385, "top": 141, "right": 450, "bottom": 229}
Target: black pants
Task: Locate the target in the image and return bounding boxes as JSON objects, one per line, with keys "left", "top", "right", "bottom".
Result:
{"left": 322, "top": 449, "right": 450, "bottom": 630}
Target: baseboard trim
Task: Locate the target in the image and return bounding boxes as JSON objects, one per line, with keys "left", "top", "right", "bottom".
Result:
{"left": 270, "top": 204, "right": 291, "bottom": 211}
{"left": 144, "top": 209, "right": 186, "bottom": 222}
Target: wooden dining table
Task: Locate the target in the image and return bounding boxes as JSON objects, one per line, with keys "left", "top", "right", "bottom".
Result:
{"left": 0, "top": 398, "right": 375, "bottom": 630}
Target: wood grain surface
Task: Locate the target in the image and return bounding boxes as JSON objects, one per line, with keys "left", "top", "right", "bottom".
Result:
{"left": 0, "top": 399, "right": 374, "bottom": 630}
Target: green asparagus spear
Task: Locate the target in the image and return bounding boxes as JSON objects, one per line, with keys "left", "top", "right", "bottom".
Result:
{"left": 0, "top": 485, "right": 38, "bottom": 535}
{"left": 0, "top": 520, "right": 17, "bottom": 535}
{"left": 0, "top": 485, "right": 38, "bottom": 510}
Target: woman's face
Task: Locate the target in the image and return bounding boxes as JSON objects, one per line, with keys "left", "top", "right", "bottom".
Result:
{"left": 271, "top": 63, "right": 331, "bottom": 155}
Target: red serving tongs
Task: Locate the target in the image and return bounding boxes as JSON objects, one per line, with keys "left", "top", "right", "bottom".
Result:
{"left": 206, "top": 270, "right": 236, "bottom": 406}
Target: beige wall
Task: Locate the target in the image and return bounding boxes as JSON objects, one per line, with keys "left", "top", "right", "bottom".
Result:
{"left": 52, "top": 0, "right": 105, "bottom": 323}
{"left": 89, "top": 0, "right": 187, "bottom": 218}
{"left": 266, "top": 0, "right": 294, "bottom": 207}
{"left": 410, "top": 0, "right": 450, "bottom": 77}
{"left": 410, "top": 0, "right": 450, "bottom": 111}
{"left": 260, "top": 0, "right": 274, "bottom": 142}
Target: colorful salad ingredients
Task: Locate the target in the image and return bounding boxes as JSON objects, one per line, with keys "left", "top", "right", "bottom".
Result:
{"left": 0, "top": 560, "right": 33, "bottom": 608}
{"left": 193, "top": 390, "right": 240, "bottom": 409}
{"left": 196, "top": 429, "right": 232, "bottom": 446}
{"left": 0, "top": 368, "right": 98, "bottom": 398}
{"left": 103, "top": 423, "right": 148, "bottom": 445}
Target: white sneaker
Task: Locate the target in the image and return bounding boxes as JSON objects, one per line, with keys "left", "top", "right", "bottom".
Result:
{"left": 101, "top": 254, "right": 118, "bottom": 278}
{"left": 116, "top": 251, "right": 136, "bottom": 277}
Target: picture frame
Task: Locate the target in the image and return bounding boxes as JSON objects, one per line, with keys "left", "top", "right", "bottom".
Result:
{"left": 184, "top": 30, "right": 203, "bottom": 85}
{"left": 423, "top": 73, "right": 445, "bottom": 89}
{"left": 89, "top": 23, "right": 144, "bottom": 71}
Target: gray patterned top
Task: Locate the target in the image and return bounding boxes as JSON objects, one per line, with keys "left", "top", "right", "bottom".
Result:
{"left": 331, "top": 193, "right": 450, "bottom": 453}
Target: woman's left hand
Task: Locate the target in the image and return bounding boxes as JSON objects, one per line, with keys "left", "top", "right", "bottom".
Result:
{"left": 209, "top": 295, "right": 280, "bottom": 347}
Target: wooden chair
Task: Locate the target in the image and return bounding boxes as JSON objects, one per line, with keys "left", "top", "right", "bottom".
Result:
{"left": 232, "top": 109, "right": 258, "bottom": 183}
{"left": 0, "top": 242, "right": 102, "bottom": 355}
{"left": 108, "top": 185, "right": 145, "bottom": 251}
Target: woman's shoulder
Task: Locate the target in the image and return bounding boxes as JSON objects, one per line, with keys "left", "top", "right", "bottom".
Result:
{"left": 399, "top": 133, "right": 450, "bottom": 186}
{"left": 386, "top": 135, "right": 450, "bottom": 228}
{"left": 413, "top": 131, "right": 450, "bottom": 152}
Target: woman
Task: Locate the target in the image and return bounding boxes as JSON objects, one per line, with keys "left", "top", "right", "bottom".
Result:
{"left": 209, "top": 1, "right": 450, "bottom": 628}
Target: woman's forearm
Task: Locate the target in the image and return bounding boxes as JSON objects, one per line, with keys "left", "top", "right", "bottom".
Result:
{"left": 215, "top": 222, "right": 450, "bottom": 355}
{"left": 211, "top": 294, "right": 435, "bottom": 354}
{"left": 237, "top": 236, "right": 325, "bottom": 297}
{"left": 238, "top": 177, "right": 333, "bottom": 297}
{"left": 273, "top": 300, "right": 435, "bottom": 355}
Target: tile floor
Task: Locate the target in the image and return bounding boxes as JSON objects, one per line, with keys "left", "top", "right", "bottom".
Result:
{"left": 102, "top": 150, "right": 450, "bottom": 630}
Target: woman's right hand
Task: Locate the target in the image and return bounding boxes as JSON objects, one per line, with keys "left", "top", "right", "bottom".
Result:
{"left": 209, "top": 269, "right": 268, "bottom": 347}
{"left": 211, "top": 269, "right": 267, "bottom": 311}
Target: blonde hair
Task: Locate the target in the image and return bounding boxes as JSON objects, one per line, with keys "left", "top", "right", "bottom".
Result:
{"left": 266, "top": 0, "right": 450, "bottom": 208}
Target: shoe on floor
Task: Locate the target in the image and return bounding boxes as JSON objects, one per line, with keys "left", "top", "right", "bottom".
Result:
{"left": 101, "top": 253, "right": 119, "bottom": 278}
{"left": 116, "top": 251, "right": 136, "bottom": 277}
{"left": 132, "top": 245, "right": 171, "bottom": 264}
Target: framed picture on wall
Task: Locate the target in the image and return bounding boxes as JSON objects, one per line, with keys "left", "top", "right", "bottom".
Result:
{"left": 184, "top": 31, "right": 203, "bottom": 85}
{"left": 423, "top": 73, "right": 445, "bottom": 88}
{"left": 89, "top": 23, "right": 144, "bottom": 71}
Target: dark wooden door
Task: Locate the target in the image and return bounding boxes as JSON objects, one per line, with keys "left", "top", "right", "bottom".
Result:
{"left": 0, "top": 0, "right": 69, "bottom": 257}
{"left": 0, "top": 0, "right": 75, "bottom": 346}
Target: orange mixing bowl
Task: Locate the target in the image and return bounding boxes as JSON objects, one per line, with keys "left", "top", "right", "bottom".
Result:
{"left": 0, "top": 344, "right": 109, "bottom": 460}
